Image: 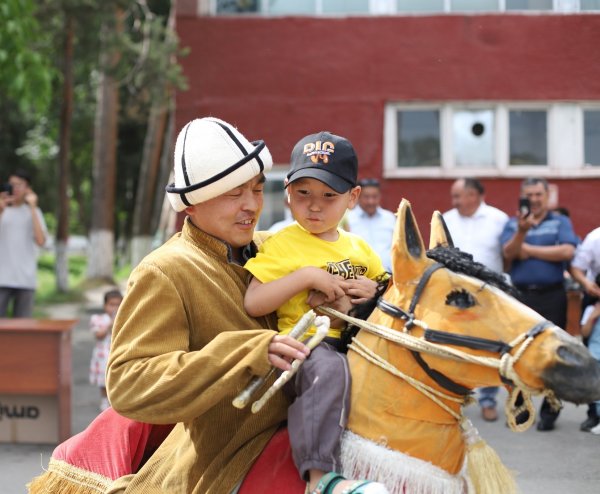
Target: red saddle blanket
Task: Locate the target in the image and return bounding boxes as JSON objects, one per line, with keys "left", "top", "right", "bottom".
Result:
{"left": 31, "top": 407, "right": 305, "bottom": 493}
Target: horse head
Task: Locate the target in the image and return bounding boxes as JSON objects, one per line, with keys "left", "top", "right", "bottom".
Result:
{"left": 345, "top": 199, "right": 600, "bottom": 482}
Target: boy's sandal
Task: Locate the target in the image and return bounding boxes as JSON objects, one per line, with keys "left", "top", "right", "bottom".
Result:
{"left": 311, "top": 472, "right": 389, "bottom": 494}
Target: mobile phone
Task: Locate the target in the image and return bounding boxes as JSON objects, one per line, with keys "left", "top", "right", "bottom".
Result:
{"left": 1, "top": 183, "right": 12, "bottom": 195}
{"left": 518, "top": 197, "right": 531, "bottom": 218}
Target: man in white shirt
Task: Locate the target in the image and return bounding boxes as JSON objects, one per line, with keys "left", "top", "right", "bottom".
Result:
{"left": 0, "top": 169, "right": 48, "bottom": 317}
{"left": 443, "top": 178, "right": 509, "bottom": 422}
{"left": 570, "top": 226, "right": 600, "bottom": 432}
{"left": 347, "top": 178, "right": 396, "bottom": 273}
{"left": 571, "top": 227, "right": 600, "bottom": 301}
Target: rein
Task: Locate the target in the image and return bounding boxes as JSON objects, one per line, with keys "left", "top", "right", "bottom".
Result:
{"left": 317, "top": 262, "right": 559, "bottom": 430}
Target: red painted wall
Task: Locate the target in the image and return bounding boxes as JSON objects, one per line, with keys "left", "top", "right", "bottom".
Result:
{"left": 175, "top": 13, "right": 600, "bottom": 237}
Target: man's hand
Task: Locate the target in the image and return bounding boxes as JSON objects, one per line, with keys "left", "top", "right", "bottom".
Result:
{"left": 517, "top": 210, "right": 535, "bottom": 233}
{"left": 518, "top": 243, "right": 531, "bottom": 260}
{"left": 0, "top": 193, "right": 7, "bottom": 214}
{"left": 583, "top": 279, "right": 600, "bottom": 299}
{"left": 24, "top": 188, "right": 39, "bottom": 208}
{"left": 267, "top": 334, "right": 310, "bottom": 371}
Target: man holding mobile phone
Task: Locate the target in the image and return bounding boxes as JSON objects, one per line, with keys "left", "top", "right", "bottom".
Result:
{"left": 0, "top": 169, "right": 48, "bottom": 317}
{"left": 501, "top": 177, "right": 579, "bottom": 431}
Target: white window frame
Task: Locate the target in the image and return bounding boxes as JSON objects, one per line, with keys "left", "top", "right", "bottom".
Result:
{"left": 383, "top": 101, "right": 600, "bottom": 178}
{"left": 207, "top": 0, "right": 597, "bottom": 15}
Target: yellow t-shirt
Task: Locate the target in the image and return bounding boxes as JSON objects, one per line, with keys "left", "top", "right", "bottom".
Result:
{"left": 245, "top": 222, "right": 386, "bottom": 339}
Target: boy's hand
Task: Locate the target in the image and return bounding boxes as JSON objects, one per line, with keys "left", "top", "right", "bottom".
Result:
{"left": 344, "top": 276, "right": 378, "bottom": 304}
{"left": 301, "top": 267, "right": 346, "bottom": 303}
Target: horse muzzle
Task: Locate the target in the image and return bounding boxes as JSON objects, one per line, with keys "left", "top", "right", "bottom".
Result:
{"left": 541, "top": 338, "right": 600, "bottom": 404}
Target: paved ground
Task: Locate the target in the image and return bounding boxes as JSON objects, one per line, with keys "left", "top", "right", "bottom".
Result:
{"left": 1, "top": 294, "right": 599, "bottom": 493}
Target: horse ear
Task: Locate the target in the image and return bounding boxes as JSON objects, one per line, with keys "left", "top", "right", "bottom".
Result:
{"left": 429, "top": 211, "right": 455, "bottom": 249}
{"left": 392, "top": 199, "right": 428, "bottom": 281}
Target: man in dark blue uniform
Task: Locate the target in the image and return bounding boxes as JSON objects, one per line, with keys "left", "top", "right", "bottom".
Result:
{"left": 501, "top": 177, "right": 579, "bottom": 431}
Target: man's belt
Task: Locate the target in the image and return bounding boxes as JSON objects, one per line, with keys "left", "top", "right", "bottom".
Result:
{"left": 514, "top": 282, "right": 565, "bottom": 293}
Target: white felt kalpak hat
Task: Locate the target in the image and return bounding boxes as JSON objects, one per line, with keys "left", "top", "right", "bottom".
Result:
{"left": 166, "top": 117, "right": 272, "bottom": 212}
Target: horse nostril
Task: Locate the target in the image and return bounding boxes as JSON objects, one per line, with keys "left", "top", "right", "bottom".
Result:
{"left": 557, "top": 345, "right": 588, "bottom": 367}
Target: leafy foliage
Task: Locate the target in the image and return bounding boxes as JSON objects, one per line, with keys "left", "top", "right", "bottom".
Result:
{"left": 0, "top": 0, "right": 187, "bottom": 263}
{"left": 0, "top": 0, "right": 55, "bottom": 113}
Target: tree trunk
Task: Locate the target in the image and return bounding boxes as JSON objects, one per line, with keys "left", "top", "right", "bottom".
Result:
{"left": 87, "top": 8, "right": 123, "bottom": 281}
{"left": 153, "top": 103, "right": 176, "bottom": 242}
{"left": 56, "top": 13, "right": 74, "bottom": 292}
{"left": 130, "top": 102, "right": 168, "bottom": 267}
{"left": 130, "top": 4, "right": 177, "bottom": 267}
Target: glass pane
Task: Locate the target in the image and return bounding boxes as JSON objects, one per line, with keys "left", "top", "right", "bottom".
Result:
{"left": 397, "top": 0, "right": 444, "bottom": 13}
{"left": 506, "top": 0, "right": 553, "bottom": 10}
{"left": 269, "top": 0, "right": 315, "bottom": 14}
{"left": 257, "top": 177, "right": 286, "bottom": 230}
{"left": 509, "top": 110, "right": 547, "bottom": 166}
{"left": 451, "top": 0, "right": 499, "bottom": 11}
{"left": 584, "top": 110, "right": 600, "bottom": 166}
{"left": 396, "top": 110, "right": 441, "bottom": 168}
{"left": 217, "top": 0, "right": 260, "bottom": 13}
{"left": 323, "top": 0, "right": 370, "bottom": 13}
{"left": 581, "top": 0, "right": 600, "bottom": 10}
{"left": 453, "top": 109, "right": 495, "bottom": 168}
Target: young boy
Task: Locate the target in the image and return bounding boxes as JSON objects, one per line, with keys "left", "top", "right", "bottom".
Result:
{"left": 244, "top": 131, "right": 389, "bottom": 494}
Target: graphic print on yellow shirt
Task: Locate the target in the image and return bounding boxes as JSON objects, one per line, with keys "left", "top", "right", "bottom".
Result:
{"left": 245, "top": 222, "right": 386, "bottom": 339}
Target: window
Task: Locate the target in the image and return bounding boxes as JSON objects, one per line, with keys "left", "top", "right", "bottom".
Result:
{"left": 216, "top": 0, "right": 259, "bottom": 14}
{"left": 584, "top": 110, "right": 600, "bottom": 166}
{"left": 396, "top": 0, "right": 443, "bottom": 12}
{"left": 581, "top": 0, "right": 600, "bottom": 10}
{"left": 257, "top": 170, "right": 287, "bottom": 230}
{"left": 505, "top": 0, "right": 553, "bottom": 10}
{"left": 323, "top": 0, "right": 370, "bottom": 14}
{"left": 509, "top": 110, "right": 547, "bottom": 166}
{"left": 453, "top": 109, "right": 495, "bottom": 168}
{"left": 450, "top": 0, "right": 499, "bottom": 12}
{"left": 396, "top": 110, "right": 441, "bottom": 167}
{"left": 385, "top": 103, "right": 599, "bottom": 177}
{"left": 268, "top": 0, "right": 314, "bottom": 14}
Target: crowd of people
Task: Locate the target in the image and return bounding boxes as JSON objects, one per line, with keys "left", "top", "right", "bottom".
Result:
{"left": 8, "top": 116, "right": 600, "bottom": 493}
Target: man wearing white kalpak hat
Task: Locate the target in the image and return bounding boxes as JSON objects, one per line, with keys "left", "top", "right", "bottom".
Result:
{"left": 105, "top": 117, "right": 311, "bottom": 493}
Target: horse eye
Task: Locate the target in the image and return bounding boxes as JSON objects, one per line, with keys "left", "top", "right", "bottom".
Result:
{"left": 445, "top": 289, "right": 476, "bottom": 308}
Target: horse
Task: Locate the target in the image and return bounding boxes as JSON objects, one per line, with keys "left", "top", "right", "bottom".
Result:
{"left": 323, "top": 199, "right": 600, "bottom": 493}
{"left": 28, "top": 199, "right": 600, "bottom": 494}
{"left": 240, "top": 198, "right": 600, "bottom": 494}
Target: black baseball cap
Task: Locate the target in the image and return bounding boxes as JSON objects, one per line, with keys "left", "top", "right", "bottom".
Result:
{"left": 286, "top": 131, "right": 358, "bottom": 193}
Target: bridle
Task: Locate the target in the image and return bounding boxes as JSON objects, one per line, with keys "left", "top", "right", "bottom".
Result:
{"left": 374, "top": 262, "right": 553, "bottom": 396}
{"left": 317, "top": 261, "right": 559, "bottom": 430}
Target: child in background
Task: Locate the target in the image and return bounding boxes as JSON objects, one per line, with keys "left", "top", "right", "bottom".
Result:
{"left": 244, "top": 131, "right": 388, "bottom": 494}
{"left": 89, "top": 289, "right": 123, "bottom": 411}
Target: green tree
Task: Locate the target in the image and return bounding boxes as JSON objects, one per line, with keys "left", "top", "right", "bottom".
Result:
{"left": 1, "top": 0, "right": 187, "bottom": 288}
{"left": 0, "top": 0, "right": 54, "bottom": 114}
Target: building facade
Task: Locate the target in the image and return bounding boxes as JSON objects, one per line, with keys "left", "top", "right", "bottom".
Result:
{"left": 175, "top": 0, "right": 600, "bottom": 237}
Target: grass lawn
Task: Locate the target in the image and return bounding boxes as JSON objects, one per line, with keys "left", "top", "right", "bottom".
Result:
{"left": 35, "top": 253, "right": 131, "bottom": 311}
